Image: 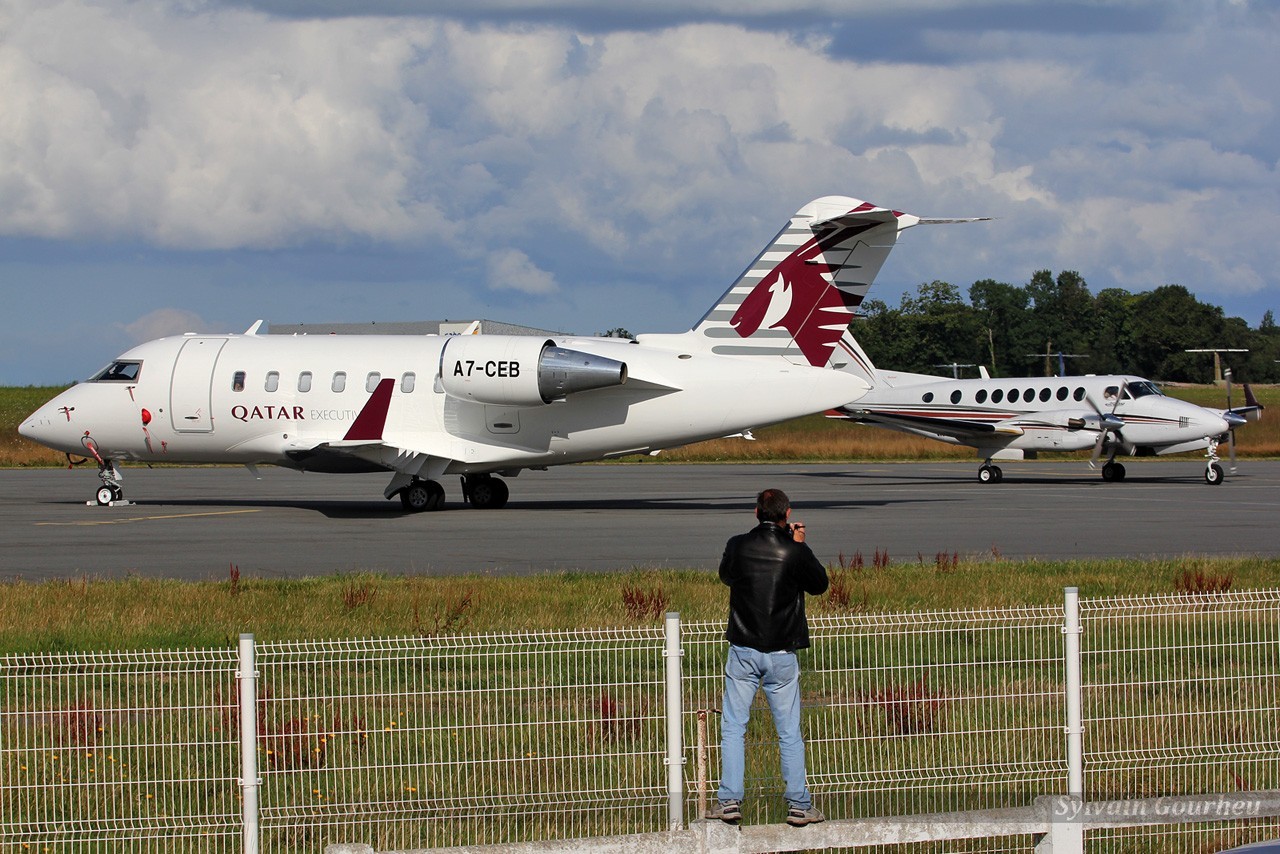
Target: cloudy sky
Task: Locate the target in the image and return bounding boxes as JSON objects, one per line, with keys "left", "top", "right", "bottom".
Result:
{"left": 2, "top": 0, "right": 1277, "bottom": 384}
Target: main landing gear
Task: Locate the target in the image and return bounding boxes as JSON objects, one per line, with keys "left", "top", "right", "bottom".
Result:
{"left": 461, "top": 474, "right": 509, "bottom": 509}
{"left": 394, "top": 474, "right": 510, "bottom": 512}
{"left": 399, "top": 479, "right": 444, "bottom": 512}
{"left": 977, "top": 464, "right": 1003, "bottom": 484}
{"left": 1100, "top": 461, "right": 1127, "bottom": 482}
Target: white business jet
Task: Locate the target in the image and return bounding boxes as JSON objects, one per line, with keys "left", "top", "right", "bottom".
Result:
{"left": 828, "top": 333, "right": 1262, "bottom": 484}
{"left": 20, "top": 196, "right": 967, "bottom": 510}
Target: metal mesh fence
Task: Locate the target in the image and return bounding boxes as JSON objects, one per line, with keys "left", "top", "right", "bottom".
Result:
{"left": 0, "top": 648, "right": 241, "bottom": 852}
{"left": 3, "top": 590, "right": 1280, "bottom": 853}
{"left": 1079, "top": 589, "right": 1280, "bottom": 850}
{"left": 682, "top": 605, "right": 1068, "bottom": 828}
{"left": 252, "top": 629, "right": 668, "bottom": 852}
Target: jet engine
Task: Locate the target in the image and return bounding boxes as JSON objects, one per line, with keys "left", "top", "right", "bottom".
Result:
{"left": 439, "top": 336, "right": 628, "bottom": 406}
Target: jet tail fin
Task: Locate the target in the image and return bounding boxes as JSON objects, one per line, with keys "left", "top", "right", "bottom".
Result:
{"left": 693, "top": 196, "right": 988, "bottom": 369}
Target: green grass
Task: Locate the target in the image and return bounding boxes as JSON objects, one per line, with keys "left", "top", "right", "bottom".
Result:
{"left": 3, "top": 558, "right": 1278, "bottom": 654}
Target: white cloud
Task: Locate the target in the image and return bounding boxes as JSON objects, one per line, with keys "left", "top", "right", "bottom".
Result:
{"left": 0, "top": 0, "right": 1276, "bottom": 340}
{"left": 487, "top": 248, "right": 558, "bottom": 294}
{"left": 120, "top": 308, "right": 212, "bottom": 343}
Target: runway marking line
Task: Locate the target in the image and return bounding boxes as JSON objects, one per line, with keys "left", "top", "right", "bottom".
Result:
{"left": 37, "top": 509, "right": 262, "bottom": 527}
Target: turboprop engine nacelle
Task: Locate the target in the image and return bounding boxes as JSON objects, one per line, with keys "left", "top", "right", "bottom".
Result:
{"left": 439, "top": 336, "right": 628, "bottom": 406}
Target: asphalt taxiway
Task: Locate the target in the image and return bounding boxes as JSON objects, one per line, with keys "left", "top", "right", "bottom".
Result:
{"left": 2, "top": 461, "right": 1277, "bottom": 580}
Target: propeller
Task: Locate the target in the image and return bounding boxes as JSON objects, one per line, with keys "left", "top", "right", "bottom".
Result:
{"left": 1085, "top": 381, "right": 1126, "bottom": 469}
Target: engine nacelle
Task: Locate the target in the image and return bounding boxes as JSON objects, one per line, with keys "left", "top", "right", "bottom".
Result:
{"left": 439, "top": 336, "right": 627, "bottom": 406}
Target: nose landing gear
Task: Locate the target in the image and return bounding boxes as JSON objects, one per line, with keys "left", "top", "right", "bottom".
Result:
{"left": 91, "top": 460, "right": 129, "bottom": 506}
{"left": 1204, "top": 438, "right": 1226, "bottom": 485}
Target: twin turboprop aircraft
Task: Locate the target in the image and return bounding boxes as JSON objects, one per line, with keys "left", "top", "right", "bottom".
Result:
{"left": 828, "top": 333, "right": 1262, "bottom": 484}
{"left": 21, "top": 195, "right": 967, "bottom": 510}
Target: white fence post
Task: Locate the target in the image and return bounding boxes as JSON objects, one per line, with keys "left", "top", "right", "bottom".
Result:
{"left": 664, "top": 612, "right": 685, "bottom": 831}
{"left": 1056, "top": 587, "right": 1085, "bottom": 854}
{"left": 238, "top": 633, "right": 261, "bottom": 854}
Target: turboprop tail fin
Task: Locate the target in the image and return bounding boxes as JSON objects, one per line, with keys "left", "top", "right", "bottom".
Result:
{"left": 693, "top": 196, "right": 987, "bottom": 369}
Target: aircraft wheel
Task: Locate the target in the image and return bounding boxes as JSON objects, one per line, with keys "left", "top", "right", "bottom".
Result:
{"left": 1206, "top": 463, "right": 1224, "bottom": 485}
{"left": 1101, "top": 462, "right": 1119, "bottom": 482}
{"left": 991, "top": 465, "right": 1003, "bottom": 483}
{"left": 401, "top": 480, "right": 445, "bottom": 512}
{"left": 468, "top": 476, "right": 509, "bottom": 509}
{"left": 1112, "top": 463, "right": 1126, "bottom": 481}
{"left": 96, "top": 486, "right": 115, "bottom": 506}
{"left": 978, "top": 465, "right": 996, "bottom": 484}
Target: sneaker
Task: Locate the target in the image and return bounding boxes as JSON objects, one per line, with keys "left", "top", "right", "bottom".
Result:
{"left": 709, "top": 800, "right": 742, "bottom": 823}
{"left": 786, "top": 804, "right": 825, "bottom": 826}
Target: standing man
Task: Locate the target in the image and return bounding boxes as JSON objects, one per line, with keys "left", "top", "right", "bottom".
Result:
{"left": 712, "top": 488, "right": 828, "bottom": 827}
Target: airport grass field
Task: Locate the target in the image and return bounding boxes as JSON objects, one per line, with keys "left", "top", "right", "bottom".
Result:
{"left": 2, "top": 557, "right": 1277, "bottom": 654}
{"left": 3, "top": 384, "right": 1278, "bottom": 654}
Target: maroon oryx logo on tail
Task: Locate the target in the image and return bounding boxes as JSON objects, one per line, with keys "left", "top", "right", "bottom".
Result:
{"left": 729, "top": 225, "right": 874, "bottom": 367}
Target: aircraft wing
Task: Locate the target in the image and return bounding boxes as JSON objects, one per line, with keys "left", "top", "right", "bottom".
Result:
{"left": 282, "top": 378, "right": 456, "bottom": 478}
{"left": 830, "top": 407, "right": 1024, "bottom": 444}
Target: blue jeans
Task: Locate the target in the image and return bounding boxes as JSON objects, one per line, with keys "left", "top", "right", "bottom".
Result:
{"left": 718, "top": 644, "right": 811, "bottom": 809}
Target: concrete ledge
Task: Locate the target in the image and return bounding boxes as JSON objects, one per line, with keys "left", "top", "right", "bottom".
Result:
{"left": 323, "top": 791, "right": 1280, "bottom": 854}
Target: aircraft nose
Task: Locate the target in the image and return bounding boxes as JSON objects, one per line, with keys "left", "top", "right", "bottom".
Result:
{"left": 18, "top": 410, "right": 50, "bottom": 441}
{"left": 18, "top": 402, "right": 75, "bottom": 451}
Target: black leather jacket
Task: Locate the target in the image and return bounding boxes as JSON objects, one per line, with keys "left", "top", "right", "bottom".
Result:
{"left": 719, "top": 522, "right": 829, "bottom": 652}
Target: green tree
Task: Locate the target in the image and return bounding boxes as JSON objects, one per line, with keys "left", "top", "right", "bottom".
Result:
{"left": 968, "top": 278, "right": 1032, "bottom": 377}
{"left": 1025, "top": 270, "right": 1096, "bottom": 373}
{"left": 1129, "top": 285, "right": 1229, "bottom": 380}
{"left": 894, "top": 281, "right": 985, "bottom": 374}
{"left": 1088, "top": 288, "right": 1137, "bottom": 375}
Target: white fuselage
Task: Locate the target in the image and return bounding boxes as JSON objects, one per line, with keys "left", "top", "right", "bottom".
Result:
{"left": 22, "top": 331, "right": 867, "bottom": 475}
{"left": 836, "top": 370, "right": 1232, "bottom": 459}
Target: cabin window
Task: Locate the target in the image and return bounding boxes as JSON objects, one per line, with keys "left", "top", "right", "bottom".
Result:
{"left": 1008, "top": 389, "right": 1020, "bottom": 403}
{"left": 91, "top": 361, "right": 143, "bottom": 383}
{"left": 366, "top": 372, "right": 381, "bottom": 393}
{"left": 922, "top": 392, "right": 934, "bottom": 403}
{"left": 1103, "top": 385, "right": 1120, "bottom": 402}
{"left": 401, "top": 372, "right": 416, "bottom": 393}
{"left": 1039, "top": 388, "right": 1051, "bottom": 402}
{"left": 265, "top": 371, "right": 280, "bottom": 393}
{"left": 976, "top": 389, "right": 988, "bottom": 404}
{"left": 950, "top": 389, "right": 962, "bottom": 404}
{"left": 232, "top": 371, "right": 246, "bottom": 392}
{"left": 991, "top": 389, "right": 1004, "bottom": 404}
{"left": 1073, "top": 387, "right": 1086, "bottom": 401}
{"left": 1056, "top": 386, "right": 1069, "bottom": 401}
{"left": 298, "top": 372, "right": 313, "bottom": 393}
{"left": 332, "top": 372, "right": 347, "bottom": 393}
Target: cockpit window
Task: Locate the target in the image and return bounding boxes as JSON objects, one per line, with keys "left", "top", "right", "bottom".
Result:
{"left": 91, "top": 361, "right": 142, "bottom": 382}
{"left": 1125, "top": 381, "right": 1162, "bottom": 398}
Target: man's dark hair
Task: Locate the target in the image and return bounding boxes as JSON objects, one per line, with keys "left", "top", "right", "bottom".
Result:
{"left": 755, "top": 488, "right": 790, "bottom": 524}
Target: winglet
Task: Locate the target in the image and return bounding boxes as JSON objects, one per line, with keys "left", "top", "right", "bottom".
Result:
{"left": 244, "top": 319, "right": 266, "bottom": 335}
{"left": 344, "top": 378, "right": 396, "bottom": 441}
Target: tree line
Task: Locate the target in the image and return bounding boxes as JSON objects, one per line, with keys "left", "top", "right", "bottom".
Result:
{"left": 853, "top": 270, "right": 1280, "bottom": 383}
